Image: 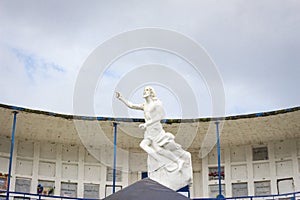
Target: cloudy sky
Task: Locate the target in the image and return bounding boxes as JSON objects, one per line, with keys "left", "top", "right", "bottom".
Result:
{"left": 0, "top": 0, "right": 299, "bottom": 118}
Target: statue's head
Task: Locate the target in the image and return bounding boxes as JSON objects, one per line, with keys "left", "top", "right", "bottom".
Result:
{"left": 143, "top": 86, "right": 157, "bottom": 100}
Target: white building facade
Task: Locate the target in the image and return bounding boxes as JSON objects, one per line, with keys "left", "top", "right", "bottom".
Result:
{"left": 0, "top": 104, "right": 299, "bottom": 199}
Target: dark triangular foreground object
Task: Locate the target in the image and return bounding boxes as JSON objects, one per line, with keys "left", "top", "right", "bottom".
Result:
{"left": 104, "top": 178, "right": 190, "bottom": 200}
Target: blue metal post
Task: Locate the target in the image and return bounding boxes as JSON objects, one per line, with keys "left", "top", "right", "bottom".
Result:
{"left": 215, "top": 120, "right": 224, "bottom": 199}
{"left": 6, "top": 111, "right": 18, "bottom": 200}
{"left": 112, "top": 122, "right": 118, "bottom": 193}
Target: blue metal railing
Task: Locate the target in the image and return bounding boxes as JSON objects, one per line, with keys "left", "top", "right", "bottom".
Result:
{"left": 0, "top": 190, "right": 99, "bottom": 200}
{"left": 1, "top": 189, "right": 300, "bottom": 200}
{"left": 6, "top": 111, "right": 18, "bottom": 200}
{"left": 194, "top": 191, "right": 300, "bottom": 200}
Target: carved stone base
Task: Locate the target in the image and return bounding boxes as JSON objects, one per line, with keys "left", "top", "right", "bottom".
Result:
{"left": 148, "top": 150, "right": 193, "bottom": 191}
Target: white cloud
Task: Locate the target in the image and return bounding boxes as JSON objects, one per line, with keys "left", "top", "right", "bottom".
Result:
{"left": 0, "top": 0, "right": 299, "bottom": 117}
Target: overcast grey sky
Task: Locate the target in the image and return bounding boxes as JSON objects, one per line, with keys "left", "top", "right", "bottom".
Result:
{"left": 0, "top": 0, "right": 299, "bottom": 118}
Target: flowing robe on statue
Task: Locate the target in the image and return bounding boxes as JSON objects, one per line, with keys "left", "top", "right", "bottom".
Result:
{"left": 143, "top": 102, "right": 193, "bottom": 191}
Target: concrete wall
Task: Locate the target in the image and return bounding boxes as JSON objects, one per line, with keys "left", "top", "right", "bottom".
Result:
{"left": 0, "top": 137, "right": 128, "bottom": 199}
{"left": 1, "top": 136, "right": 300, "bottom": 198}
{"left": 201, "top": 138, "right": 300, "bottom": 198}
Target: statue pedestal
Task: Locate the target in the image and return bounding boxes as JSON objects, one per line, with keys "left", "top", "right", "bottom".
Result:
{"left": 148, "top": 150, "right": 193, "bottom": 191}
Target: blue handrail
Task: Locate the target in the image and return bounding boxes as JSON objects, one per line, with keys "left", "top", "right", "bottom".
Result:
{"left": 0, "top": 190, "right": 99, "bottom": 200}
{"left": 1, "top": 189, "right": 300, "bottom": 200}
{"left": 193, "top": 191, "right": 300, "bottom": 200}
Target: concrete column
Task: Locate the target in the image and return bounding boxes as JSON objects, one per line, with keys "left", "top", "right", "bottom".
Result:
{"left": 246, "top": 145, "right": 254, "bottom": 196}
{"left": 224, "top": 147, "right": 231, "bottom": 197}
{"left": 191, "top": 152, "right": 202, "bottom": 198}
{"left": 54, "top": 143, "right": 62, "bottom": 196}
{"left": 268, "top": 142, "right": 277, "bottom": 194}
{"left": 99, "top": 159, "right": 107, "bottom": 199}
{"left": 290, "top": 139, "right": 299, "bottom": 191}
{"left": 31, "top": 141, "right": 40, "bottom": 194}
{"left": 77, "top": 146, "right": 85, "bottom": 198}
{"left": 122, "top": 171, "right": 129, "bottom": 189}
{"left": 202, "top": 155, "right": 209, "bottom": 197}
{"left": 192, "top": 171, "right": 202, "bottom": 198}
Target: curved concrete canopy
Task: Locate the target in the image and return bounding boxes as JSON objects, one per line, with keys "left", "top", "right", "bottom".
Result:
{"left": 0, "top": 103, "right": 299, "bottom": 153}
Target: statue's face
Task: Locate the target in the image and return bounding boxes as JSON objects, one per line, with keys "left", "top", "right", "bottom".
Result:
{"left": 143, "top": 87, "right": 151, "bottom": 98}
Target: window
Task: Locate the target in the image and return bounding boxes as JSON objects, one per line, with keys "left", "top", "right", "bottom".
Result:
{"left": 106, "top": 167, "right": 122, "bottom": 182}
{"left": 209, "top": 167, "right": 225, "bottom": 180}
{"left": 209, "top": 184, "right": 225, "bottom": 198}
{"left": 61, "top": 182, "right": 77, "bottom": 198}
{"left": 37, "top": 180, "right": 55, "bottom": 195}
{"left": 105, "top": 185, "right": 122, "bottom": 197}
{"left": 84, "top": 183, "right": 99, "bottom": 199}
{"left": 253, "top": 146, "right": 268, "bottom": 161}
{"left": 254, "top": 181, "right": 271, "bottom": 196}
{"left": 232, "top": 182, "right": 248, "bottom": 197}
{"left": 15, "top": 178, "right": 31, "bottom": 193}
{"left": 0, "top": 174, "right": 8, "bottom": 190}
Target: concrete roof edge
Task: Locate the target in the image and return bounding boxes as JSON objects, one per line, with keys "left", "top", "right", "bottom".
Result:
{"left": 0, "top": 103, "right": 299, "bottom": 123}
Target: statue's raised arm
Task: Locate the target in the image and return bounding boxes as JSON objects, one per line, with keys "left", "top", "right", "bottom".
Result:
{"left": 115, "top": 92, "right": 143, "bottom": 110}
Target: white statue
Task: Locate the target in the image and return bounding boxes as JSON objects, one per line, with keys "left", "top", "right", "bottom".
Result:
{"left": 116, "top": 86, "right": 193, "bottom": 191}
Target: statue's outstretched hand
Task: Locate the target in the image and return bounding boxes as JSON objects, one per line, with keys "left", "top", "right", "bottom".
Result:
{"left": 115, "top": 92, "right": 122, "bottom": 99}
